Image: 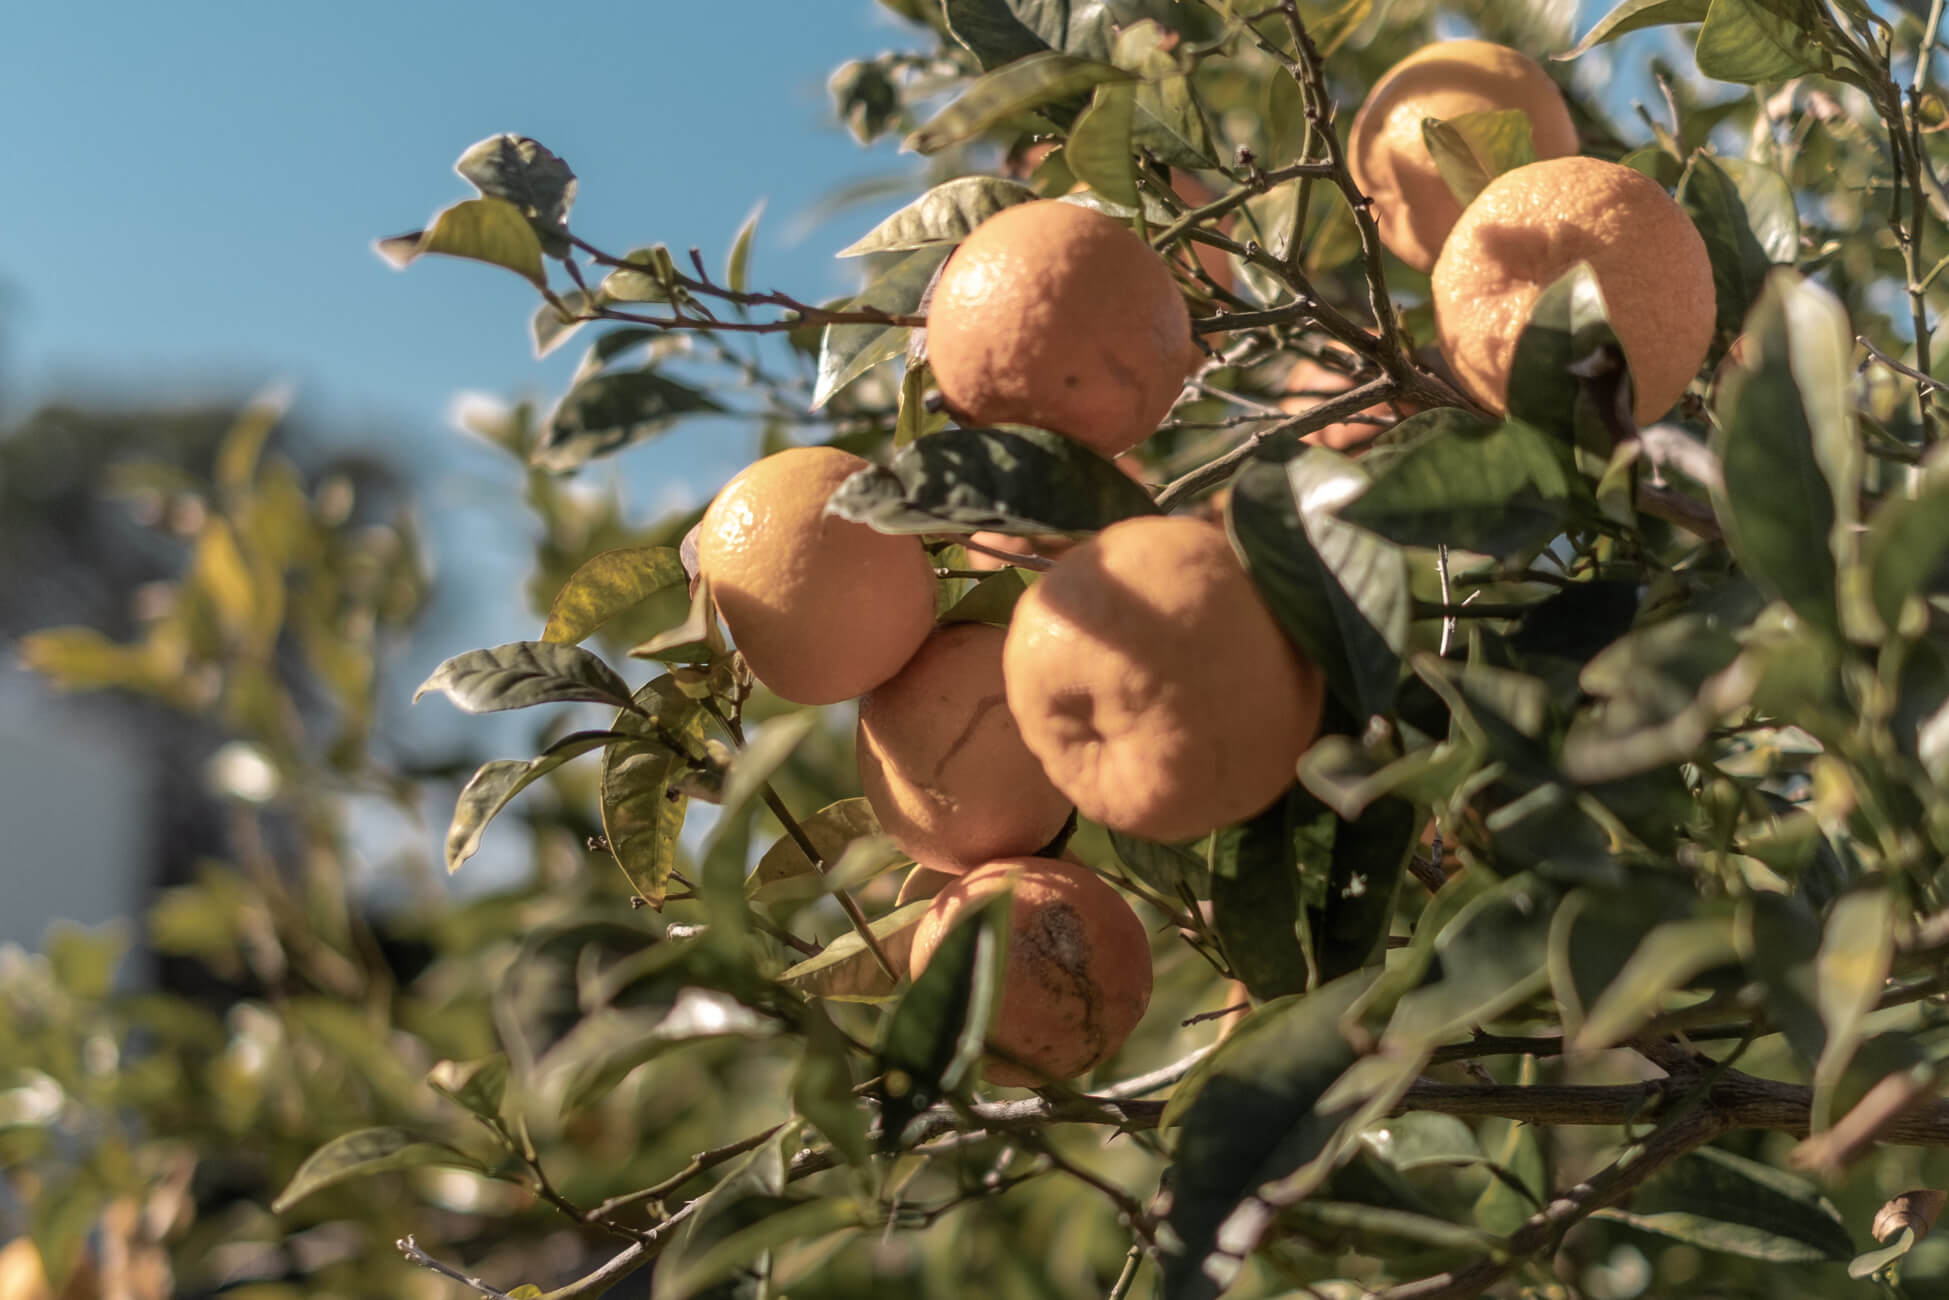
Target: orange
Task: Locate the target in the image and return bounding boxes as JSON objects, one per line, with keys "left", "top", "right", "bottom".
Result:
{"left": 0, "top": 1239, "right": 94, "bottom": 1300}
{"left": 1347, "top": 39, "right": 1579, "bottom": 273}
{"left": 696, "top": 446, "right": 936, "bottom": 705}
{"left": 1002, "top": 516, "right": 1326, "bottom": 841}
{"left": 926, "top": 200, "right": 1198, "bottom": 458}
{"left": 858, "top": 622, "right": 1074, "bottom": 870}
{"left": 909, "top": 856, "right": 1152, "bottom": 1085}
{"left": 1431, "top": 155, "right": 1716, "bottom": 427}
{"left": 1279, "top": 357, "right": 1418, "bottom": 451}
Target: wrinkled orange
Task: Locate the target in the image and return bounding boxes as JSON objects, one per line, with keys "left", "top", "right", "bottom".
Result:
{"left": 696, "top": 446, "right": 936, "bottom": 705}
{"left": 1003, "top": 516, "right": 1326, "bottom": 842}
{"left": 1431, "top": 155, "right": 1715, "bottom": 427}
{"left": 910, "top": 856, "right": 1152, "bottom": 1086}
{"left": 927, "top": 200, "right": 1198, "bottom": 457}
{"left": 1348, "top": 39, "right": 1579, "bottom": 273}
{"left": 858, "top": 622, "right": 1074, "bottom": 871}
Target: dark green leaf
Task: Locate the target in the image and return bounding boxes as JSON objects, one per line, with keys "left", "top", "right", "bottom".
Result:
{"left": 1574, "top": 912, "right": 1741, "bottom": 1052}
{"left": 1110, "top": 828, "right": 1210, "bottom": 899}
{"left": 1562, "top": 0, "right": 1710, "bottom": 59}
{"left": 454, "top": 134, "right": 576, "bottom": 238}
{"left": 1342, "top": 412, "right": 1582, "bottom": 556}
{"left": 1421, "top": 109, "right": 1536, "bottom": 208}
{"left": 1864, "top": 461, "right": 1949, "bottom": 635}
{"left": 1561, "top": 614, "right": 1754, "bottom": 784}
{"left": 838, "top": 177, "right": 1038, "bottom": 257}
{"left": 1208, "top": 793, "right": 1309, "bottom": 1001}
{"left": 533, "top": 368, "right": 725, "bottom": 473}
{"left": 903, "top": 52, "right": 1134, "bottom": 156}
{"left": 876, "top": 892, "right": 1010, "bottom": 1145}
{"left": 1595, "top": 1146, "right": 1853, "bottom": 1261}
{"left": 445, "top": 731, "right": 626, "bottom": 872}
{"left": 827, "top": 425, "right": 1159, "bottom": 535}
{"left": 943, "top": 0, "right": 1118, "bottom": 66}
{"left": 1473, "top": 1113, "right": 1547, "bottom": 1235}
{"left": 945, "top": 0, "right": 1055, "bottom": 67}
{"left": 1227, "top": 450, "right": 1409, "bottom": 723}
{"left": 542, "top": 545, "right": 688, "bottom": 645}
{"left": 1382, "top": 873, "right": 1555, "bottom": 1051}
{"left": 1361, "top": 1111, "right": 1482, "bottom": 1171}
{"left": 376, "top": 196, "right": 548, "bottom": 287}
{"left": 1311, "top": 796, "right": 1416, "bottom": 982}
{"left": 1161, "top": 972, "right": 1373, "bottom": 1300}
{"left": 794, "top": 1006, "right": 873, "bottom": 1168}
{"left": 1710, "top": 270, "right": 1858, "bottom": 638}
{"left": 1506, "top": 261, "right": 1630, "bottom": 444}
{"left": 814, "top": 244, "right": 951, "bottom": 409}
{"left": 272, "top": 1127, "right": 482, "bottom": 1214}
{"left": 656, "top": 1199, "right": 862, "bottom": 1300}
{"left": 601, "top": 678, "right": 706, "bottom": 907}
{"left": 415, "top": 641, "right": 635, "bottom": 714}
{"left": 1620, "top": 144, "right": 1685, "bottom": 188}
{"left": 1695, "top": 0, "right": 1825, "bottom": 84}
{"left": 1065, "top": 82, "right": 1141, "bottom": 208}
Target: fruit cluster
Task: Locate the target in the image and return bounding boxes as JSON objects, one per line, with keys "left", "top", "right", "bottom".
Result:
{"left": 696, "top": 36, "right": 1718, "bottom": 1086}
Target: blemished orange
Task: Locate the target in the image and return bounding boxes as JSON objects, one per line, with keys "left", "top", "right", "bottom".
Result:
{"left": 909, "top": 856, "right": 1152, "bottom": 1086}
{"left": 1431, "top": 155, "right": 1716, "bottom": 427}
{"left": 1279, "top": 357, "right": 1418, "bottom": 452}
{"left": 926, "top": 200, "right": 1198, "bottom": 458}
{"left": 1002, "top": 516, "right": 1326, "bottom": 842}
{"left": 857, "top": 622, "right": 1074, "bottom": 871}
{"left": 696, "top": 446, "right": 936, "bottom": 705}
{"left": 1348, "top": 39, "right": 1579, "bottom": 273}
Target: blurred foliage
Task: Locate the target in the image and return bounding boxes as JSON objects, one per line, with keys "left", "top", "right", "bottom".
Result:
{"left": 19, "top": 1, "right": 1949, "bottom": 1299}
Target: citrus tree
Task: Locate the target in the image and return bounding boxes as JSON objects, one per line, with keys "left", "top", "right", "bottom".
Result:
{"left": 17, "top": 1, "right": 1949, "bottom": 1298}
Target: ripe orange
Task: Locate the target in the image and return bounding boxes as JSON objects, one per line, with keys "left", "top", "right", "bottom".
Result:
{"left": 1348, "top": 39, "right": 1579, "bottom": 273}
{"left": 1279, "top": 357, "right": 1418, "bottom": 451}
{"left": 696, "top": 446, "right": 936, "bottom": 705}
{"left": 909, "top": 856, "right": 1152, "bottom": 1086}
{"left": 1431, "top": 155, "right": 1716, "bottom": 427}
{"left": 926, "top": 200, "right": 1198, "bottom": 458}
{"left": 857, "top": 622, "right": 1074, "bottom": 871}
{"left": 1002, "top": 515, "right": 1326, "bottom": 842}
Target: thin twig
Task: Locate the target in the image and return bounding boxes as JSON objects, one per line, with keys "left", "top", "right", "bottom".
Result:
{"left": 397, "top": 1236, "right": 522, "bottom": 1300}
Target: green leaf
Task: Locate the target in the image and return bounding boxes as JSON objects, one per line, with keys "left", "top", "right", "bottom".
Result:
{"left": 813, "top": 244, "right": 951, "bottom": 409}
{"left": 1594, "top": 1146, "right": 1853, "bottom": 1261}
{"left": 445, "top": 731, "right": 626, "bottom": 872}
{"left": 903, "top": 52, "right": 1134, "bottom": 155}
{"left": 1341, "top": 412, "right": 1583, "bottom": 557}
{"left": 601, "top": 678, "right": 706, "bottom": 907}
{"left": 1421, "top": 109, "right": 1536, "bottom": 208}
{"left": 1574, "top": 913, "right": 1742, "bottom": 1052}
{"left": 876, "top": 892, "right": 1010, "bottom": 1145}
{"left": 454, "top": 134, "right": 576, "bottom": 241}
{"left": 1695, "top": 0, "right": 1825, "bottom": 84}
{"left": 426, "top": 1055, "right": 510, "bottom": 1121}
{"left": 1473, "top": 1113, "right": 1547, "bottom": 1235}
{"left": 1851, "top": 1226, "right": 1919, "bottom": 1279}
{"left": 1505, "top": 260, "right": 1630, "bottom": 445}
{"left": 1208, "top": 792, "right": 1309, "bottom": 1001}
{"left": 1065, "top": 82, "right": 1141, "bottom": 209}
{"left": 272, "top": 1127, "right": 482, "bottom": 1214}
{"left": 375, "top": 197, "right": 547, "bottom": 288}
{"left": 1381, "top": 873, "right": 1555, "bottom": 1051}
{"left": 44, "top": 922, "right": 127, "bottom": 1002}
{"left": 838, "top": 177, "right": 1038, "bottom": 257}
{"left": 533, "top": 368, "right": 725, "bottom": 473}
{"left": 1560, "top": 613, "right": 1754, "bottom": 784}
{"left": 945, "top": 0, "right": 1055, "bottom": 67}
{"left": 1110, "top": 828, "right": 1210, "bottom": 899}
{"left": 414, "top": 641, "right": 635, "bottom": 714}
{"left": 939, "top": 566, "right": 1031, "bottom": 626}
{"left": 1711, "top": 270, "right": 1859, "bottom": 638}
{"left": 794, "top": 1006, "right": 873, "bottom": 1169}
{"left": 827, "top": 425, "right": 1159, "bottom": 535}
{"left": 1361, "top": 1112, "right": 1482, "bottom": 1172}
{"left": 600, "top": 245, "right": 678, "bottom": 303}
{"left": 1311, "top": 796, "right": 1417, "bottom": 982}
{"left": 1812, "top": 888, "right": 1897, "bottom": 1128}
{"left": 1867, "top": 463, "right": 1949, "bottom": 634}
{"left": 1561, "top": 0, "right": 1711, "bottom": 59}
{"left": 655, "top": 1199, "right": 862, "bottom": 1300}
{"left": 629, "top": 573, "right": 727, "bottom": 665}
{"left": 943, "top": 0, "right": 1118, "bottom": 67}
{"left": 1115, "top": 20, "right": 1215, "bottom": 168}
{"left": 542, "top": 545, "right": 688, "bottom": 645}
{"left": 1161, "top": 972, "right": 1374, "bottom": 1300}
{"left": 778, "top": 898, "right": 932, "bottom": 1002}
{"left": 746, "top": 798, "right": 890, "bottom": 902}
{"left": 543, "top": 989, "right": 776, "bottom": 1116}
{"left": 1679, "top": 152, "right": 1796, "bottom": 341}
{"left": 726, "top": 199, "right": 762, "bottom": 294}
{"left": 1227, "top": 450, "right": 1409, "bottom": 723}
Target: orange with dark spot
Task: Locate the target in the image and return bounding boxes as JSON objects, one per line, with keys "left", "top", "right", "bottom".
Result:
{"left": 909, "top": 856, "right": 1152, "bottom": 1086}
